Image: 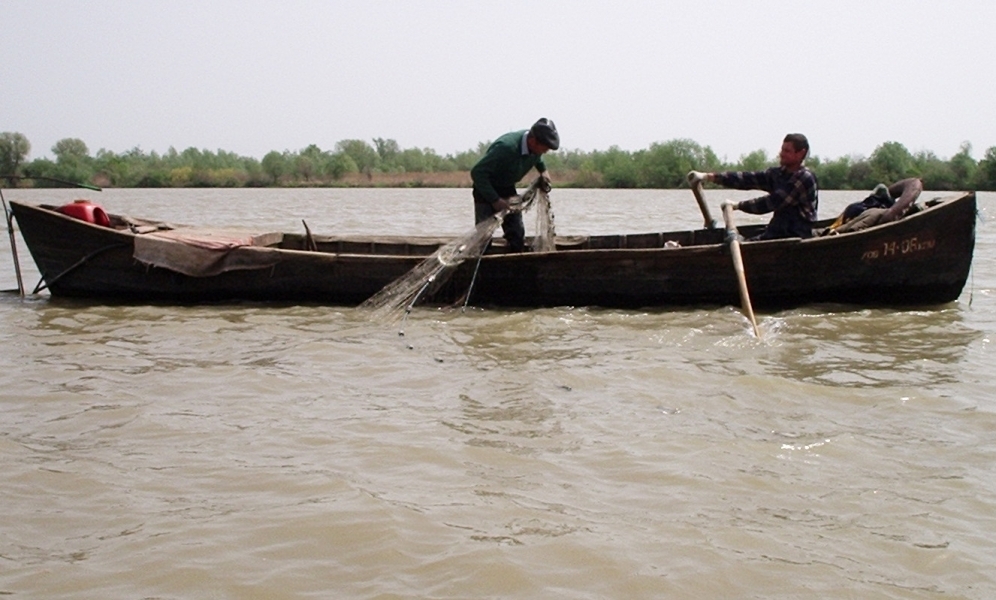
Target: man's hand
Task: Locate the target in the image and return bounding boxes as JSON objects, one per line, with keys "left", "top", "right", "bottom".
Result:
{"left": 687, "top": 171, "right": 709, "bottom": 185}
{"left": 495, "top": 196, "right": 523, "bottom": 212}
{"left": 539, "top": 171, "right": 552, "bottom": 192}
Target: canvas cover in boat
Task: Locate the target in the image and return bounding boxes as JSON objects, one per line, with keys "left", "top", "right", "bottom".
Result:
{"left": 133, "top": 228, "right": 284, "bottom": 277}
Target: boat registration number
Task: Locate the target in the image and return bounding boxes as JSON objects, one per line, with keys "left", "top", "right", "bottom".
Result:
{"left": 861, "top": 236, "right": 936, "bottom": 261}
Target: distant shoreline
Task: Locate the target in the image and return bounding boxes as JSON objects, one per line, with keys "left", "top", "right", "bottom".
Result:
{"left": 316, "top": 170, "right": 595, "bottom": 189}
{"left": 76, "top": 170, "right": 588, "bottom": 190}
{"left": 334, "top": 170, "right": 472, "bottom": 188}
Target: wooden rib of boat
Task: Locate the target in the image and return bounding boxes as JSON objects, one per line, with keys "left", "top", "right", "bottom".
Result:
{"left": 7, "top": 191, "right": 976, "bottom": 309}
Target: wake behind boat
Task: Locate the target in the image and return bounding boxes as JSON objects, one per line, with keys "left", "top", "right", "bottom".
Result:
{"left": 5, "top": 190, "right": 977, "bottom": 309}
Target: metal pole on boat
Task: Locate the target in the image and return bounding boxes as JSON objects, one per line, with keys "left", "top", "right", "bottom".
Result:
{"left": 0, "top": 175, "right": 101, "bottom": 296}
{"left": 0, "top": 189, "right": 25, "bottom": 296}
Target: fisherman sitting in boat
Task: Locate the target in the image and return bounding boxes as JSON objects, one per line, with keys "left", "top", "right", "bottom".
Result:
{"left": 687, "top": 133, "right": 818, "bottom": 240}
{"left": 471, "top": 118, "right": 558, "bottom": 252}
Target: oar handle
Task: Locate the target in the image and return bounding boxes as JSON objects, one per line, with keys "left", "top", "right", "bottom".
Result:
{"left": 691, "top": 181, "right": 717, "bottom": 229}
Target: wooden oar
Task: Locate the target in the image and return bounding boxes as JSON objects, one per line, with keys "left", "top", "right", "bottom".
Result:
{"left": 691, "top": 180, "right": 717, "bottom": 229}
{"left": 721, "top": 201, "right": 761, "bottom": 338}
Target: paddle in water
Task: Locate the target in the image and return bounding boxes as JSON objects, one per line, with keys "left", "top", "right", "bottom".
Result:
{"left": 722, "top": 201, "right": 761, "bottom": 338}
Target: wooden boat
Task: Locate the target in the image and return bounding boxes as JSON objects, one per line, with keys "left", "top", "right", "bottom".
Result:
{"left": 7, "top": 191, "right": 977, "bottom": 309}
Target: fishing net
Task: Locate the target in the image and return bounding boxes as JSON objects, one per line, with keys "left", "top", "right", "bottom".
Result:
{"left": 530, "top": 183, "right": 556, "bottom": 252}
{"left": 360, "top": 177, "right": 553, "bottom": 323}
{"left": 359, "top": 212, "right": 507, "bottom": 323}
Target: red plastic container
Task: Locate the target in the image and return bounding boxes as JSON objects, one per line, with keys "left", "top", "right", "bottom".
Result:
{"left": 57, "top": 200, "right": 111, "bottom": 227}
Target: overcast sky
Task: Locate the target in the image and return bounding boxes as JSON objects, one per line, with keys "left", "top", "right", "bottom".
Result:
{"left": 3, "top": 0, "right": 994, "bottom": 163}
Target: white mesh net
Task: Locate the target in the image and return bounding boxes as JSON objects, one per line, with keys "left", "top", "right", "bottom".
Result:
{"left": 358, "top": 213, "right": 506, "bottom": 322}
{"left": 530, "top": 185, "right": 556, "bottom": 253}
{"left": 359, "top": 178, "right": 554, "bottom": 322}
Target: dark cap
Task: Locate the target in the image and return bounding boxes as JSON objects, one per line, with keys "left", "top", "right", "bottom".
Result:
{"left": 529, "top": 118, "right": 560, "bottom": 150}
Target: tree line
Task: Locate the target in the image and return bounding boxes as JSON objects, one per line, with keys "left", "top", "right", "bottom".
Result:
{"left": 2, "top": 131, "right": 995, "bottom": 191}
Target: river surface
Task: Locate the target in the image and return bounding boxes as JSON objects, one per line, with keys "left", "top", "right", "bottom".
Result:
{"left": 1, "top": 187, "right": 994, "bottom": 599}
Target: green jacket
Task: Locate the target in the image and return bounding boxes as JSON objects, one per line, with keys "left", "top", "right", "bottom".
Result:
{"left": 471, "top": 130, "right": 547, "bottom": 204}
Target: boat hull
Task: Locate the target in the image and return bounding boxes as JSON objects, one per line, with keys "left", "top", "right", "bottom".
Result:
{"left": 9, "top": 193, "right": 976, "bottom": 309}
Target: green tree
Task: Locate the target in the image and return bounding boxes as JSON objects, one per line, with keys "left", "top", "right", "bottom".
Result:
{"left": 294, "top": 155, "right": 316, "bottom": 182}
{"left": 50, "top": 137, "right": 94, "bottom": 184}
{"left": 373, "top": 138, "right": 400, "bottom": 165}
{"left": 869, "top": 141, "right": 913, "bottom": 184}
{"left": 846, "top": 158, "right": 876, "bottom": 190}
{"left": 126, "top": 148, "right": 171, "bottom": 187}
{"left": 912, "top": 151, "right": 956, "bottom": 190}
{"left": 326, "top": 152, "right": 358, "bottom": 180}
{"left": 594, "top": 146, "right": 638, "bottom": 188}
{"left": 637, "top": 139, "right": 720, "bottom": 188}
{"left": 294, "top": 144, "right": 326, "bottom": 182}
{"left": 571, "top": 159, "right": 603, "bottom": 187}
{"left": 261, "top": 151, "right": 289, "bottom": 184}
{"left": 395, "top": 147, "right": 448, "bottom": 173}
{"left": 177, "top": 147, "right": 206, "bottom": 168}
{"left": 300, "top": 144, "right": 325, "bottom": 161}
{"left": 451, "top": 142, "right": 489, "bottom": 171}
{"left": 93, "top": 147, "right": 132, "bottom": 187}
{"left": 51, "top": 137, "right": 89, "bottom": 165}
{"left": 13, "top": 133, "right": 993, "bottom": 190}
{"left": 22, "top": 157, "right": 64, "bottom": 187}
{"left": 241, "top": 158, "right": 267, "bottom": 187}
{"left": 336, "top": 139, "right": 379, "bottom": 174}
{"left": 738, "top": 149, "right": 771, "bottom": 171}
{"left": 543, "top": 148, "right": 587, "bottom": 172}
{"left": 975, "top": 146, "right": 996, "bottom": 190}
{"left": 170, "top": 166, "right": 193, "bottom": 187}
{"left": 949, "top": 142, "right": 976, "bottom": 189}
{"left": 0, "top": 132, "right": 31, "bottom": 176}
{"left": 811, "top": 155, "right": 853, "bottom": 189}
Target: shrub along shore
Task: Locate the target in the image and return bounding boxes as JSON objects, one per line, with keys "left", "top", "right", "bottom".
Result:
{"left": 2, "top": 132, "right": 995, "bottom": 191}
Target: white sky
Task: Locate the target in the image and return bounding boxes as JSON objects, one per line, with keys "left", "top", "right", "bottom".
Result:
{"left": 3, "top": 0, "right": 994, "bottom": 163}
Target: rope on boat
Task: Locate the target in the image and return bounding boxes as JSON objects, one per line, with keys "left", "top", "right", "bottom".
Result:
{"left": 461, "top": 252, "right": 486, "bottom": 312}
{"left": 32, "top": 242, "right": 130, "bottom": 294}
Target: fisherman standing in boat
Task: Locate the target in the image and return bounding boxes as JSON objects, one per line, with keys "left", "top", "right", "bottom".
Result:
{"left": 471, "top": 118, "right": 559, "bottom": 252}
{"left": 688, "top": 133, "right": 818, "bottom": 240}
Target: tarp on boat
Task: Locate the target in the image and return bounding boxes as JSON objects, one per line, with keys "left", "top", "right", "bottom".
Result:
{"left": 133, "top": 228, "right": 284, "bottom": 277}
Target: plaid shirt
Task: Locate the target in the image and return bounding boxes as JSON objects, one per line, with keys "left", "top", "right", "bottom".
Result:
{"left": 714, "top": 166, "right": 819, "bottom": 239}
